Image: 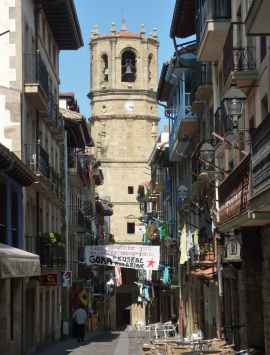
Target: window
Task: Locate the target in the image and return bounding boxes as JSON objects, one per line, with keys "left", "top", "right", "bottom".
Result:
{"left": 260, "top": 36, "right": 267, "bottom": 62}
{"left": 127, "top": 222, "right": 135, "bottom": 234}
{"left": 121, "top": 50, "right": 136, "bottom": 82}
{"left": 128, "top": 186, "right": 134, "bottom": 194}
{"left": 148, "top": 54, "right": 153, "bottom": 81}
{"left": 11, "top": 190, "right": 18, "bottom": 247}
{"left": 261, "top": 94, "right": 268, "bottom": 121}
{"left": 101, "top": 54, "right": 109, "bottom": 82}
{"left": 0, "top": 178, "right": 6, "bottom": 243}
{"left": 10, "top": 280, "right": 15, "bottom": 340}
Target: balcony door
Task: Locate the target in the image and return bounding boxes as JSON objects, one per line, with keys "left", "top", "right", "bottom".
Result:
{"left": 0, "top": 177, "right": 6, "bottom": 243}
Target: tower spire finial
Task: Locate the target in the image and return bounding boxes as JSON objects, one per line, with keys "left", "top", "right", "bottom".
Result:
{"left": 121, "top": 17, "right": 128, "bottom": 32}
{"left": 111, "top": 22, "right": 116, "bottom": 34}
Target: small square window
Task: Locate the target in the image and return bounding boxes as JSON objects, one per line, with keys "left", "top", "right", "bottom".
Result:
{"left": 128, "top": 186, "right": 134, "bottom": 194}
{"left": 127, "top": 222, "right": 135, "bottom": 234}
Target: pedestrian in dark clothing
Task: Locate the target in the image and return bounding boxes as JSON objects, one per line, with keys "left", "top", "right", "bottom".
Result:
{"left": 72, "top": 305, "right": 88, "bottom": 342}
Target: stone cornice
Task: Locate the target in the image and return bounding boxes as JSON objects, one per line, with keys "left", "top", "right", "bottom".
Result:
{"left": 91, "top": 114, "right": 159, "bottom": 121}
{"left": 88, "top": 89, "right": 157, "bottom": 99}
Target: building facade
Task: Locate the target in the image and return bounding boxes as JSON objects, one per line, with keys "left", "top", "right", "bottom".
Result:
{"left": 89, "top": 23, "right": 159, "bottom": 328}
{"left": 0, "top": 0, "right": 83, "bottom": 353}
{"left": 159, "top": 0, "right": 270, "bottom": 353}
{"left": 0, "top": 143, "right": 39, "bottom": 355}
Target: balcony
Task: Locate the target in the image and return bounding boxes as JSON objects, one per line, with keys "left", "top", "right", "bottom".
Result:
{"left": 251, "top": 115, "right": 270, "bottom": 197}
{"left": 68, "top": 152, "right": 93, "bottom": 186}
{"left": 218, "top": 155, "right": 251, "bottom": 230}
{"left": 93, "top": 168, "right": 104, "bottom": 186}
{"left": 223, "top": 27, "right": 257, "bottom": 89}
{"left": 96, "top": 199, "right": 113, "bottom": 217}
{"left": 49, "top": 166, "right": 64, "bottom": 201}
{"left": 25, "top": 143, "right": 50, "bottom": 179}
{"left": 169, "top": 93, "right": 198, "bottom": 161}
{"left": 25, "top": 235, "right": 65, "bottom": 271}
{"left": 47, "top": 96, "right": 64, "bottom": 135}
{"left": 24, "top": 52, "right": 49, "bottom": 111}
{"left": 191, "top": 63, "right": 212, "bottom": 112}
{"left": 191, "top": 242, "right": 215, "bottom": 266}
{"left": 194, "top": 63, "right": 212, "bottom": 100}
{"left": 245, "top": 0, "right": 270, "bottom": 35}
{"left": 196, "top": 0, "right": 231, "bottom": 61}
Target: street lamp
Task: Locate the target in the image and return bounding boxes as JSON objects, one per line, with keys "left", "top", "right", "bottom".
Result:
{"left": 200, "top": 142, "right": 215, "bottom": 166}
{"left": 222, "top": 86, "right": 246, "bottom": 130}
{"left": 177, "top": 184, "right": 188, "bottom": 204}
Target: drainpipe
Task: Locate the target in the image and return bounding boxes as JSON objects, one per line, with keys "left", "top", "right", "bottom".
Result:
{"left": 212, "top": 61, "right": 224, "bottom": 338}
{"left": 64, "top": 131, "right": 69, "bottom": 271}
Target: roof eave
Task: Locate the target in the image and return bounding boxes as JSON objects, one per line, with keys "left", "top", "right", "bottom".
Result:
{"left": 0, "top": 144, "right": 36, "bottom": 186}
{"left": 170, "top": 0, "right": 196, "bottom": 39}
{"left": 41, "top": 0, "right": 83, "bottom": 50}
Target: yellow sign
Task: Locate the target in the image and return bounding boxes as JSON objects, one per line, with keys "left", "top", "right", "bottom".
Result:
{"left": 79, "top": 289, "right": 89, "bottom": 306}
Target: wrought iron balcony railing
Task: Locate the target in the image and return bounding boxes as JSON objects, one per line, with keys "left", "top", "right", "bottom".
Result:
{"left": 169, "top": 92, "right": 196, "bottom": 147}
{"left": 24, "top": 51, "right": 50, "bottom": 98}
{"left": 25, "top": 143, "right": 50, "bottom": 178}
{"left": 223, "top": 27, "right": 256, "bottom": 84}
{"left": 196, "top": 0, "right": 231, "bottom": 43}
{"left": 25, "top": 235, "right": 65, "bottom": 269}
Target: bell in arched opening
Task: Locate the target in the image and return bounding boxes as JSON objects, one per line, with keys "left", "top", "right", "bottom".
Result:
{"left": 121, "top": 50, "right": 136, "bottom": 82}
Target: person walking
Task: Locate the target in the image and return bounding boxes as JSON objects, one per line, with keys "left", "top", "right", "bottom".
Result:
{"left": 72, "top": 304, "right": 88, "bottom": 342}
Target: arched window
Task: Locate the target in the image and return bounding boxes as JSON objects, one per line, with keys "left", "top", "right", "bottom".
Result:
{"left": 101, "top": 54, "right": 109, "bottom": 82}
{"left": 148, "top": 54, "right": 153, "bottom": 81}
{"left": 121, "top": 50, "right": 136, "bottom": 82}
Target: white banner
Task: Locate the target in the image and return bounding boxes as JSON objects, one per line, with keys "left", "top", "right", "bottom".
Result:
{"left": 84, "top": 244, "right": 160, "bottom": 270}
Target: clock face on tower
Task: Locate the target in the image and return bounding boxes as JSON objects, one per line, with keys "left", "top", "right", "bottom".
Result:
{"left": 124, "top": 101, "right": 135, "bottom": 112}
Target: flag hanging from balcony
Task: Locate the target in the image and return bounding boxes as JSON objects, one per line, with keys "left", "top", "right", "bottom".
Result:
{"left": 84, "top": 244, "right": 160, "bottom": 270}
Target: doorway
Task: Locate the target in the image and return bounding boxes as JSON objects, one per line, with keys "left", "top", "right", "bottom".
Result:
{"left": 116, "top": 292, "right": 132, "bottom": 329}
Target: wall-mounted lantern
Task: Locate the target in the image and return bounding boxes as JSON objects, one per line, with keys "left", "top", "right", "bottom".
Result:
{"left": 222, "top": 86, "right": 246, "bottom": 130}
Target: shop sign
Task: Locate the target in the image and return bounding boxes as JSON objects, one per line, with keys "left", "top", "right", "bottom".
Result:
{"left": 40, "top": 273, "right": 59, "bottom": 286}
{"left": 62, "top": 271, "right": 72, "bottom": 288}
{"left": 224, "top": 234, "right": 242, "bottom": 262}
{"left": 219, "top": 156, "right": 250, "bottom": 224}
{"left": 84, "top": 244, "right": 160, "bottom": 270}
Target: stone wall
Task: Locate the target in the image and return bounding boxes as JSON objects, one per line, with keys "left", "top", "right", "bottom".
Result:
{"left": 262, "top": 227, "right": 270, "bottom": 354}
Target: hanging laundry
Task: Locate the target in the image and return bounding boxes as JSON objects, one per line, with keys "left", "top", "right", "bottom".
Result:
{"left": 106, "top": 277, "right": 115, "bottom": 296}
{"left": 143, "top": 285, "right": 150, "bottom": 302}
{"left": 115, "top": 266, "right": 122, "bottom": 287}
{"left": 159, "top": 223, "right": 169, "bottom": 240}
{"left": 146, "top": 269, "right": 152, "bottom": 282}
{"left": 187, "top": 227, "right": 193, "bottom": 257}
{"left": 180, "top": 224, "right": 188, "bottom": 264}
{"left": 193, "top": 229, "right": 200, "bottom": 256}
{"left": 162, "top": 266, "right": 171, "bottom": 285}
{"left": 151, "top": 284, "right": 155, "bottom": 299}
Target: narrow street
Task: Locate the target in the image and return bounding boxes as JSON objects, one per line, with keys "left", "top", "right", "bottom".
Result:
{"left": 34, "top": 330, "right": 144, "bottom": 355}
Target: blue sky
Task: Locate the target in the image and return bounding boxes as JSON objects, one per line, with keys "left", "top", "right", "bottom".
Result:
{"left": 60, "top": 0, "right": 175, "bottom": 120}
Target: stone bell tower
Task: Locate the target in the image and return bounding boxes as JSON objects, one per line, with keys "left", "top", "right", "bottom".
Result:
{"left": 89, "top": 22, "right": 159, "bottom": 243}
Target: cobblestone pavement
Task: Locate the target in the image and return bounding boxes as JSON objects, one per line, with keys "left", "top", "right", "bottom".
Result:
{"left": 34, "top": 329, "right": 145, "bottom": 355}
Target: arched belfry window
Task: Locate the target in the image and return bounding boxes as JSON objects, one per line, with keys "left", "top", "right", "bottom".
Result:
{"left": 101, "top": 54, "right": 109, "bottom": 82}
{"left": 148, "top": 54, "right": 153, "bottom": 81}
{"left": 121, "top": 50, "right": 136, "bottom": 82}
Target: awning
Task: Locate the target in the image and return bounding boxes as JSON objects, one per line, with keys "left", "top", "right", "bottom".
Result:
{"left": 0, "top": 244, "right": 41, "bottom": 279}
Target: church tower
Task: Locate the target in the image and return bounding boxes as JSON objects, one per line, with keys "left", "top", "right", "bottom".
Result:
{"left": 89, "top": 23, "right": 159, "bottom": 244}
